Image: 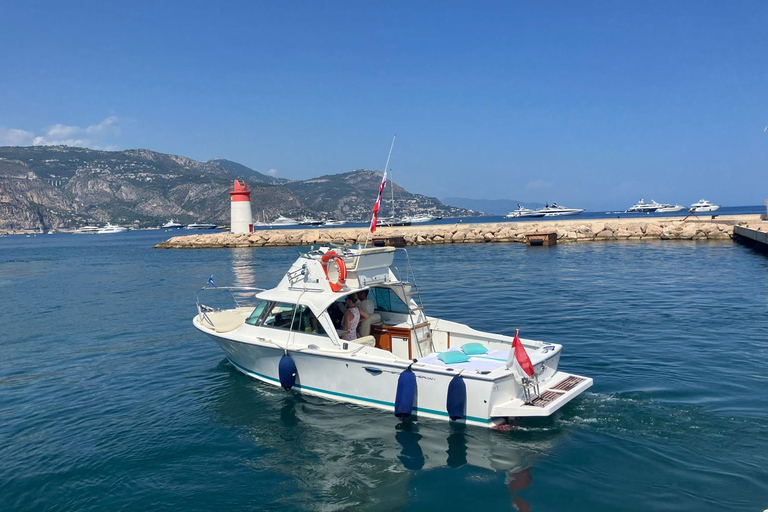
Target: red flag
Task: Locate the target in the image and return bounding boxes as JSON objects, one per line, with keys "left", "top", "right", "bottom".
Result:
{"left": 370, "top": 170, "right": 387, "bottom": 233}
{"left": 512, "top": 329, "right": 535, "bottom": 376}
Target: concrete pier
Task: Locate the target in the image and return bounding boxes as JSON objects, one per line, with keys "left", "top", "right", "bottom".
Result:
{"left": 733, "top": 224, "right": 768, "bottom": 253}
{"left": 155, "top": 215, "right": 760, "bottom": 249}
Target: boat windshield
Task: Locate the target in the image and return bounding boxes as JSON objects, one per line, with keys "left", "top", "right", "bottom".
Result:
{"left": 251, "top": 301, "right": 327, "bottom": 336}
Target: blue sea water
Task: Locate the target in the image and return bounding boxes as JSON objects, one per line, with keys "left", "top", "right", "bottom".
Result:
{"left": 247, "top": 204, "right": 766, "bottom": 231}
{"left": 1, "top": 231, "right": 767, "bottom": 511}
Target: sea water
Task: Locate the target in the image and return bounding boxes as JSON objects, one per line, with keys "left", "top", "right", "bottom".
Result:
{"left": 1, "top": 231, "right": 767, "bottom": 511}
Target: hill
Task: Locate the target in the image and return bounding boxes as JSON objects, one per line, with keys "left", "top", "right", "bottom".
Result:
{"left": 0, "top": 146, "right": 476, "bottom": 231}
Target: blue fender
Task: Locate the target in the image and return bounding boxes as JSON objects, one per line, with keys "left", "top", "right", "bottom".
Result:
{"left": 394, "top": 368, "right": 417, "bottom": 418}
{"left": 278, "top": 354, "right": 297, "bottom": 390}
{"left": 446, "top": 374, "right": 466, "bottom": 421}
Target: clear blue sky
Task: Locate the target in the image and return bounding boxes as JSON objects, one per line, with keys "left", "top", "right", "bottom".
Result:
{"left": 1, "top": 1, "right": 766, "bottom": 209}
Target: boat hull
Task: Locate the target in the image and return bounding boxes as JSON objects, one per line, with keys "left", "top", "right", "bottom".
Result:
{"left": 199, "top": 324, "right": 591, "bottom": 429}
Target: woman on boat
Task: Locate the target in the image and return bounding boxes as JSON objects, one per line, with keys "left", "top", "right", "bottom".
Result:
{"left": 342, "top": 295, "right": 368, "bottom": 341}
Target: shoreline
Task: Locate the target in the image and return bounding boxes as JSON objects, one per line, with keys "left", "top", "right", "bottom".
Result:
{"left": 154, "top": 214, "right": 764, "bottom": 249}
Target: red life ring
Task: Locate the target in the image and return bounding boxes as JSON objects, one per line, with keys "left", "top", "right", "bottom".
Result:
{"left": 321, "top": 251, "right": 347, "bottom": 292}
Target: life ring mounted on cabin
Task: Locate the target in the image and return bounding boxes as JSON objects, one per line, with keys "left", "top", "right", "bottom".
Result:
{"left": 321, "top": 250, "right": 347, "bottom": 292}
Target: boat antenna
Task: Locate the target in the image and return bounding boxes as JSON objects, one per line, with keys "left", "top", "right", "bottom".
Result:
{"left": 365, "top": 135, "right": 396, "bottom": 248}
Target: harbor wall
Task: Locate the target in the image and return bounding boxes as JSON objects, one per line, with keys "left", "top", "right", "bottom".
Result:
{"left": 155, "top": 215, "right": 760, "bottom": 249}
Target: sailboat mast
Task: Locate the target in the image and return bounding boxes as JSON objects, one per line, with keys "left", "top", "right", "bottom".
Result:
{"left": 385, "top": 135, "right": 396, "bottom": 219}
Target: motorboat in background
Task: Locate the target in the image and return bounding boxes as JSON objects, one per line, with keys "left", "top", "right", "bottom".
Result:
{"left": 377, "top": 217, "right": 412, "bottom": 227}
{"left": 74, "top": 225, "right": 100, "bottom": 234}
{"left": 625, "top": 199, "right": 659, "bottom": 213}
{"left": 186, "top": 223, "right": 218, "bottom": 230}
{"left": 298, "top": 217, "right": 324, "bottom": 226}
{"left": 690, "top": 199, "right": 720, "bottom": 213}
{"left": 97, "top": 223, "right": 128, "bottom": 234}
{"left": 322, "top": 219, "right": 348, "bottom": 226}
{"left": 194, "top": 245, "right": 592, "bottom": 428}
{"left": 536, "top": 203, "right": 585, "bottom": 217}
{"left": 269, "top": 216, "right": 300, "bottom": 227}
{"left": 402, "top": 215, "right": 437, "bottom": 223}
{"left": 505, "top": 206, "right": 546, "bottom": 218}
{"left": 162, "top": 219, "right": 184, "bottom": 229}
{"left": 653, "top": 201, "right": 685, "bottom": 213}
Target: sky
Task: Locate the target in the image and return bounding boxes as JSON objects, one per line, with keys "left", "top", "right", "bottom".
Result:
{"left": 1, "top": 1, "right": 766, "bottom": 210}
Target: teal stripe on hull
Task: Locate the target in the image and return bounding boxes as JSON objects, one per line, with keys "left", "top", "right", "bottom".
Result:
{"left": 226, "top": 357, "right": 492, "bottom": 424}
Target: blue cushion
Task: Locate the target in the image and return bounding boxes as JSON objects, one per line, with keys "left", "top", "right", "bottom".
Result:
{"left": 461, "top": 343, "right": 488, "bottom": 355}
{"left": 437, "top": 350, "right": 471, "bottom": 364}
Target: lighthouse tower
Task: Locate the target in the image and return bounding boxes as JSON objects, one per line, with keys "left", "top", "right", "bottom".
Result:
{"left": 229, "top": 179, "right": 253, "bottom": 233}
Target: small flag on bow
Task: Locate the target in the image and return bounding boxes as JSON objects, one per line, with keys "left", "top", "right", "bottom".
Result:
{"left": 208, "top": 275, "right": 216, "bottom": 288}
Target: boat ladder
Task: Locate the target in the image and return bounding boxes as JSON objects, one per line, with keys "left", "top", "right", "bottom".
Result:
{"left": 395, "top": 249, "right": 434, "bottom": 358}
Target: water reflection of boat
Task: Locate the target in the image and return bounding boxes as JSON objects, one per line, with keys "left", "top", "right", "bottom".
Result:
{"left": 210, "top": 363, "right": 566, "bottom": 511}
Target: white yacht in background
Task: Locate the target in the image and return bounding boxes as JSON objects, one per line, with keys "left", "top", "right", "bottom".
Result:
{"left": 653, "top": 201, "right": 685, "bottom": 213}
{"left": 505, "top": 205, "right": 546, "bottom": 218}
{"left": 186, "top": 223, "right": 218, "bottom": 230}
{"left": 625, "top": 199, "right": 659, "bottom": 213}
{"left": 162, "top": 219, "right": 184, "bottom": 229}
{"left": 74, "top": 225, "right": 100, "bottom": 234}
{"left": 298, "top": 217, "right": 324, "bottom": 226}
{"left": 322, "top": 219, "right": 348, "bottom": 226}
{"left": 269, "top": 216, "right": 300, "bottom": 227}
{"left": 194, "top": 245, "right": 592, "bottom": 428}
{"left": 690, "top": 199, "right": 720, "bottom": 213}
{"left": 402, "top": 215, "right": 437, "bottom": 223}
{"left": 97, "top": 223, "right": 128, "bottom": 234}
{"left": 536, "top": 203, "right": 585, "bottom": 217}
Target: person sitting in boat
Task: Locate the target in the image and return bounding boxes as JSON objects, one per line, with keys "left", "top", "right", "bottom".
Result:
{"left": 342, "top": 295, "right": 370, "bottom": 341}
{"left": 342, "top": 296, "right": 361, "bottom": 341}
{"left": 355, "top": 289, "right": 375, "bottom": 316}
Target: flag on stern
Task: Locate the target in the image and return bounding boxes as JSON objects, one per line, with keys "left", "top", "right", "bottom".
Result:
{"left": 369, "top": 170, "right": 387, "bottom": 233}
{"left": 208, "top": 275, "right": 217, "bottom": 288}
{"left": 512, "top": 329, "right": 535, "bottom": 376}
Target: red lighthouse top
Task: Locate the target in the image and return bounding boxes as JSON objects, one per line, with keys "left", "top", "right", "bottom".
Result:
{"left": 229, "top": 179, "right": 251, "bottom": 201}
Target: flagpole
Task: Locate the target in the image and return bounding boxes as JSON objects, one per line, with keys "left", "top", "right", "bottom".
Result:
{"left": 365, "top": 135, "right": 396, "bottom": 248}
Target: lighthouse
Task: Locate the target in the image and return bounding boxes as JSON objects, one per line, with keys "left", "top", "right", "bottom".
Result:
{"left": 229, "top": 179, "right": 253, "bottom": 233}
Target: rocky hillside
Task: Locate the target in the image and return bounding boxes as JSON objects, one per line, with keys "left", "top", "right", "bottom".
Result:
{"left": 0, "top": 146, "right": 475, "bottom": 231}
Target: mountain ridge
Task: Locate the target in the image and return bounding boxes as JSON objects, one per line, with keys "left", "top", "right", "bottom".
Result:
{"left": 0, "top": 145, "right": 476, "bottom": 231}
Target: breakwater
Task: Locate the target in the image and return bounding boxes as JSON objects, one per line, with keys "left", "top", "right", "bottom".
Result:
{"left": 154, "top": 215, "right": 760, "bottom": 248}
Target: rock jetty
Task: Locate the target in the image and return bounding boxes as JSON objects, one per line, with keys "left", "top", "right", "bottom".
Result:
{"left": 154, "top": 215, "right": 758, "bottom": 249}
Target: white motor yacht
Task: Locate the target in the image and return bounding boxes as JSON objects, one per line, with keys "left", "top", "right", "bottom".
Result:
{"left": 162, "top": 219, "right": 184, "bottom": 229}
{"left": 401, "top": 215, "right": 437, "bottom": 223}
{"left": 74, "top": 225, "right": 100, "bottom": 234}
{"left": 269, "top": 216, "right": 300, "bottom": 227}
{"left": 536, "top": 203, "right": 585, "bottom": 217}
{"left": 298, "top": 218, "right": 324, "bottom": 226}
{"left": 505, "top": 206, "right": 546, "bottom": 218}
{"left": 186, "top": 223, "right": 218, "bottom": 230}
{"left": 322, "top": 219, "right": 348, "bottom": 226}
{"left": 193, "top": 245, "right": 592, "bottom": 429}
{"left": 652, "top": 201, "right": 685, "bottom": 213}
{"left": 690, "top": 199, "right": 720, "bottom": 213}
{"left": 376, "top": 217, "right": 412, "bottom": 227}
{"left": 625, "top": 199, "right": 659, "bottom": 213}
{"left": 97, "top": 223, "right": 128, "bottom": 234}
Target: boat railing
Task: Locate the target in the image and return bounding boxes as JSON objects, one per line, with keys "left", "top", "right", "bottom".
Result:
{"left": 195, "top": 286, "right": 264, "bottom": 326}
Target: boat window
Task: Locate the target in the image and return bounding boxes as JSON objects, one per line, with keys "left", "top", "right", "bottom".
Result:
{"left": 370, "top": 287, "right": 409, "bottom": 314}
{"left": 244, "top": 301, "right": 268, "bottom": 326}
{"left": 261, "top": 302, "right": 326, "bottom": 336}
